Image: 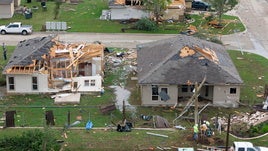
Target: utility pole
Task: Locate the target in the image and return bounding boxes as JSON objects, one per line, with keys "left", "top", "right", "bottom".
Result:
{"left": 194, "top": 82, "right": 199, "bottom": 125}
{"left": 225, "top": 114, "right": 231, "bottom": 151}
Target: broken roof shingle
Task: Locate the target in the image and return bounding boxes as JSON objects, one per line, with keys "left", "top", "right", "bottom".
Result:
{"left": 137, "top": 34, "right": 243, "bottom": 85}
{"left": 3, "top": 36, "right": 56, "bottom": 74}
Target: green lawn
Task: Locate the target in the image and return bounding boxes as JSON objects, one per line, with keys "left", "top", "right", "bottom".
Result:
{"left": 228, "top": 50, "right": 268, "bottom": 105}
{"left": 0, "top": 0, "right": 245, "bottom": 35}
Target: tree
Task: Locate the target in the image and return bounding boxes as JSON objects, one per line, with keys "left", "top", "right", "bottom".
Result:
{"left": 143, "top": 0, "right": 172, "bottom": 22}
{"left": 207, "top": 0, "right": 238, "bottom": 24}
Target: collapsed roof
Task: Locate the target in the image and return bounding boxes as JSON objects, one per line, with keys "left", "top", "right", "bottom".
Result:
{"left": 137, "top": 34, "right": 243, "bottom": 85}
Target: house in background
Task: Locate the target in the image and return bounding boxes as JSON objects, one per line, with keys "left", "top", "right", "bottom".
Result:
{"left": 100, "top": 0, "right": 189, "bottom": 21}
{"left": 2, "top": 36, "right": 105, "bottom": 94}
{"left": 137, "top": 34, "right": 243, "bottom": 108}
{"left": 0, "top": 0, "right": 15, "bottom": 19}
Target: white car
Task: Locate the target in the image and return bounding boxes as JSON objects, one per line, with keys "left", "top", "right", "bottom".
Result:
{"left": 0, "top": 22, "right": 33, "bottom": 35}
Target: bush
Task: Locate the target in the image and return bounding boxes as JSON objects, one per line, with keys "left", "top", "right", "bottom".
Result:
{"left": 0, "top": 129, "right": 61, "bottom": 151}
{"left": 134, "top": 18, "right": 158, "bottom": 31}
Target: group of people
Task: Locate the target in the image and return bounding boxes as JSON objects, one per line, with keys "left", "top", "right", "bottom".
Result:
{"left": 193, "top": 120, "right": 213, "bottom": 142}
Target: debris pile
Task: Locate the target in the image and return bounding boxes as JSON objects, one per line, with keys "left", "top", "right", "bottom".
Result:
{"left": 212, "top": 111, "right": 268, "bottom": 130}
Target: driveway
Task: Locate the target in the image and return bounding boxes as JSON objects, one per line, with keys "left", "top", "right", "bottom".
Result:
{"left": 221, "top": 0, "right": 268, "bottom": 59}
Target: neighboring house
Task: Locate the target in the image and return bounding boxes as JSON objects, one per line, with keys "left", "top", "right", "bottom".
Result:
{"left": 100, "top": 0, "right": 188, "bottom": 21}
{"left": 0, "top": 0, "right": 15, "bottom": 19}
{"left": 2, "top": 36, "right": 105, "bottom": 94}
{"left": 137, "top": 34, "right": 243, "bottom": 108}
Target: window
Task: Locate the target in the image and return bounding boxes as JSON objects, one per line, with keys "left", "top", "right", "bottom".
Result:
{"left": 230, "top": 88, "right": 237, "bottom": 94}
{"left": 73, "top": 82, "right": 78, "bottom": 89}
{"left": 182, "top": 85, "right": 188, "bottom": 92}
{"left": 152, "top": 85, "right": 159, "bottom": 101}
{"left": 160, "top": 88, "right": 169, "bottom": 101}
{"left": 84, "top": 80, "right": 89, "bottom": 86}
{"left": 205, "top": 86, "right": 209, "bottom": 97}
{"left": 32, "top": 77, "right": 38, "bottom": 90}
{"left": 190, "top": 85, "right": 195, "bottom": 92}
{"left": 238, "top": 148, "right": 245, "bottom": 151}
{"left": 8, "top": 77, "right": 14, "bottom": 90}
{"left": 247, "top": 148, "right": 256, "bottom": 151}
{"left": 90, "top": 80, "right": 95, "bottom": 86}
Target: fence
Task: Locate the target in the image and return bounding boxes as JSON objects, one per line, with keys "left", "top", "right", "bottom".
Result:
{"left": 45, "top": 22, "right": 67, "bottom": 31}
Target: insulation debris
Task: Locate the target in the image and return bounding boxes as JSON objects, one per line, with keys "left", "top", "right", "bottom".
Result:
{"left": 53, "top": 93, "right": 81, "bottom": 104}
{"left": 179, "top": 46, "right": 196, "bottom": 58}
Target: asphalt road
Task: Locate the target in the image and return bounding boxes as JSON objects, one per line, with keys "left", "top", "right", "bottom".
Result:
{"left": 221, "top": 0, "right": 268, "bottom": 59}
{"left": 0, "top": 0, "right": 267, "bottom": 59}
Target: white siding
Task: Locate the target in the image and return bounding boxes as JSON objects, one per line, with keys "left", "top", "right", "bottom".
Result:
{"left": 72, "top": 76, "right": 102, "bottom": 92}
{"left": 6, "top": 74, "right": 50, "bottom": 93}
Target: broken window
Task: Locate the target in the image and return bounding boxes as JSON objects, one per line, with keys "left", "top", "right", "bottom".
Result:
{"left": 230, "top": 88, "right": 236, "bottom": 94}
{"left": 160, "top": 88, "right": 170, "bottom": 101}
{"left": 90, "top": 80, "right": 95, "bottom": 86}
{"left": 84, "top": 80, "right": 89, "bottom": 86}
{"left": 32, "top": 76, "right": 38, "bottom": 90}
{"left": 182, "top": 85, "right": 188, "bottom": 92}
{"left": 8, "top": 77, "right": 15, "bottom": 90}
{"left": 190, "top": 85, "right": 195, "bottom": 92}
{"left": 152, "top": 85, "right": 159, "bottom": 101}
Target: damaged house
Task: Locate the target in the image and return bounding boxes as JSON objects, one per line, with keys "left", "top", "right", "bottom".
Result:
{"left": 137, "top": 34, "right": 243, "bottom": 108}
{"left": 101, "top": 0, "right": 191, "bottom": 21}
{"left": 2, "top": 36, "right": 104, "bottom": 94}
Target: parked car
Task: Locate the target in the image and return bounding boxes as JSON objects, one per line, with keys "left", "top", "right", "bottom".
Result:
{"left": 230, "top": 142, "right": 268, "bottom": 151}
{"left": 192, "top": 1, "right": 211, "bottom": 11}
{"left": 0, "top": 22, "right": 33, "bottom": 35}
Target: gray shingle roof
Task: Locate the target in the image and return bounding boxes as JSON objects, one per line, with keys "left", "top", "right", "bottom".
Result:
{"left": 137, "top": 34, "right": 243, "bottom": 85}
{"left": 3, "top": 36, "right": 55, "bottom": 74}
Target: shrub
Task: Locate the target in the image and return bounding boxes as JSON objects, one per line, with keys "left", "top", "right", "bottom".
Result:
{"left": 134, "top": 18, "right": 158, "bottom": 31}
{"left": 0, "top": 129, "right": 61, "bottom": 151}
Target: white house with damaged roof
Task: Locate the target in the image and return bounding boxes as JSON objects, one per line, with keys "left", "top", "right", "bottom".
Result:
{"left": 137, "top": 34, "right": 243, "bottom": 108}
{"left": 2, "top": 36, "right": 105, "bottom": 95}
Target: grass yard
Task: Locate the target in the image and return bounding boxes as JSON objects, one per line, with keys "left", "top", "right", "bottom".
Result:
{"left": 228, "top": 50, "right": 268, "bottom": 105}
{"left": 0, "top": 0, "right": 245, "bottom": 35}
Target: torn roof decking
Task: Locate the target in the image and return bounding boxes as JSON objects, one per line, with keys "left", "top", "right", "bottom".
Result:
{"left": 137, "top": 34, "right": 243, "bottom": 85}
{"left": 3, "top": 36, "right": 105, "bottom": 75}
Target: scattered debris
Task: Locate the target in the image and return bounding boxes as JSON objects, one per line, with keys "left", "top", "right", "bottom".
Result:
{"left": 52, "top": 93, "right": 81, "bottom": 104}
{"left": 146, "top": 132, "right": 168, "bottom": 138}
{"left": 154, "top": 116, "right": 171, "bottom": 128}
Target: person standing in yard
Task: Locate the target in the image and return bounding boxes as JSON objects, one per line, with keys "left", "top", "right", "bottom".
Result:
{"left": 193, "top": 124, "right": 199, "bottom": 142}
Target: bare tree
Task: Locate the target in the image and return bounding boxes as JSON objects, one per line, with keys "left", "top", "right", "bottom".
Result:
{"left": 143, "top": 0, "right": 172, "bottom": 22}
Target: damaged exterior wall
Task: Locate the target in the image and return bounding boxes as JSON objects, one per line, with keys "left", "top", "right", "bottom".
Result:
{"left": 213, "top": 85, "right": 240, "bottom": 107}
{"left": 140, "top": 85, "right": 178, "bottom": 106}
{"left": 106, "top": 0, "right": 186, "bottom": 21}
{"left": 3, "top": 36, "right": 105, "bottom": 94}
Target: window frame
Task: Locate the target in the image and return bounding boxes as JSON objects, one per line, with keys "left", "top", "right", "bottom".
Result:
{"left": 32, "top": 76, "right": 38, "bottom": 90}
{"left": 8, "top": 77, "right": 15, "bottom": 91}
{"left": 152, "top": 85, "right": 159, "bottom": 101}
{"left": 230, "top": 88, "right": 237, "bottom": 94}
